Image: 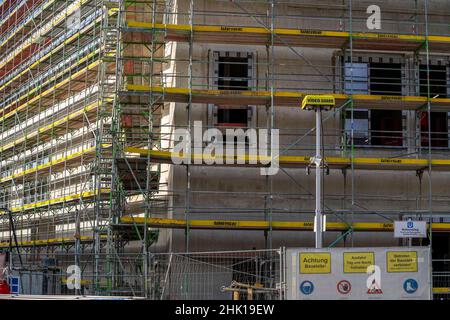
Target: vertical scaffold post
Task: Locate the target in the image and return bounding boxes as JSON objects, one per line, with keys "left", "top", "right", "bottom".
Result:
{"left": 267, "top": 0, "right": 275, "bottom": 250}
{"left": 185, "top": 0, "right": 194, "bottom": 253}
{"left": 423, "top": 0, "right": 434, "bottom": 300}
{"left": 182, "top": 0, "right": 195, "bottom": 300}
{"left": 75, "top": 209, "right": 81, "bottom": 295}
{"left": 349, "top": 0, "right": 355, "bottom": 247}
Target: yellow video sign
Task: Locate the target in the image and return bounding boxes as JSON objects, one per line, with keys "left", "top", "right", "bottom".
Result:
{"left": 386, "top": 251, "right": 418, "bottom": 273}
{"left": 299, "top": 252, "right": 331, "bottom": 274}
{"left": 301, "top": 95, "right": 336, "bottom": 110}
{"left": 343, "top": 252, "right": 375, "bottom": 273}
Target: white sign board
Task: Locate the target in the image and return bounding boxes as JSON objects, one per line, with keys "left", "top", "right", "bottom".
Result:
{"left": 394, "top": 220, "right": 427, "bottom": 238}
{"left": 286, "top": 247, "right": 431, "bottom": 300}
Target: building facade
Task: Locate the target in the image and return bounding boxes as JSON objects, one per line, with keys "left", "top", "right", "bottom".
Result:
{"left": 0, "top": 0, "right": 450, "bottom": 298}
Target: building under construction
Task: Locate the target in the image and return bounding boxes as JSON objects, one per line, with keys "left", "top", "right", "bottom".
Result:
{"left": 0, "top": 0, "right": 450, "bottom": 299}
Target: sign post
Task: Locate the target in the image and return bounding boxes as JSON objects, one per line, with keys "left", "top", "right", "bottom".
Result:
{"left": 301, "top": 95, "right": 335, "bottom": 248}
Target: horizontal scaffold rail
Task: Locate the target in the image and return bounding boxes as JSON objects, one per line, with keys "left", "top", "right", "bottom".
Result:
{"left": 0, "top": 0, "right": 91, "bottom": 70}
{"left": 123, "top": 85, "right": 450, "bottom": 111}
{"left": 0, "top": 99, "right": 109, "bottom": 154}
{"left": 120, "top": 216, "right": 450, "bottom": 233}
{"left": 0, "top": 0, "right": 58, "bottom": 51}
{"left": 0, "top": 58, "right": 101, "bottom": 121}
{"left": 0, "top": 188, "right": 111, "bottom": 213}
{"left": 124, "top": 22, "right": 450, "bottom": 53}
{"left": 0, "top": 7, "right": 116, "bottom": 93}
{"left": 0, "top": 145, "right": 104, "bottom": 184}
{"left": 124, "top": 147, "right": 450, "bottom": 171}
{"left": 0, "top": 235, "right": 106, "bottom": 248}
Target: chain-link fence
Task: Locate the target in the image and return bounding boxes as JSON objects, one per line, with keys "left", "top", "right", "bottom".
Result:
{"left": 4, "top": 249, "right": 449, "bottom": 300}
{"left": 5, "top": 249, "right": 283, "bottom": 299}
{"left": 7, "top": 252, "right": 146, "bottom": 296}
{"left": 148, "top": 250, "right": 282, "bottom": 300}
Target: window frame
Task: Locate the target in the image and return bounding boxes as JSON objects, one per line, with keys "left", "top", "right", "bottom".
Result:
{"left": 342, "top": 58, "right": 407, "bottom": 148}
{"left": 208, "top": 50, "right": 257, "bottom": 130}
{"left": 417, "top": 59, "right": 450, "bottom": 150}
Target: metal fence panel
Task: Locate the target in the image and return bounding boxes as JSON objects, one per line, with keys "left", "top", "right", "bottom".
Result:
{"left": 7, "top": 249, "right": 282, "bottom": 300}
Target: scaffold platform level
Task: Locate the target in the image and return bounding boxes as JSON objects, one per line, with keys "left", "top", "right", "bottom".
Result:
{"left": 0, "top": 189, "right": 111, "bottom": 213}
{"left": 124, "top": 22, "right": 450, "bottom": 53}
{"left": 123, "top": 85, "right": 450, "bottom": 111}
{"left": 0, "top": 146, "right": 99, "bottom": 184}
{"left": 0, "top": 100, "right": 108, "bottom": 154}
{"left": 0, "top": 10, "right": 116, "bottom": 93}
{"left": 124, "top": 147, "right": 450, "bottom": 172}
{"left": 120, "top": 216, "right": 450, "bottom": 233}
{"left": 0, "top": 235, "right": 106, "bottom": 248}
{"left": 0, "top": 60, "right": 103, "bottom": 123}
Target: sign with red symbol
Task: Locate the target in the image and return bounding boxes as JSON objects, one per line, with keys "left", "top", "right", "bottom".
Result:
{"left": 337, "top": 280, "right": 352, "bottom": 295}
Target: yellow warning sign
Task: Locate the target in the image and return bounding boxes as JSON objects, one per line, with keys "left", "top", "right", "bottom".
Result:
{"left": 386, "top": 251, "right": 418, "bottom": 273}
{"left": 343, "top": 252, "right": 375, "bottom": 273}
{"left": 299, "top": 252, "right": 331, "bottom": 274}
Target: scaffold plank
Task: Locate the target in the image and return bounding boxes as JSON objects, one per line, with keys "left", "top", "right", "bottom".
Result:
{"left": 0, "top": 54, "right": 101, "bottom": 119}
{"left": 0, "top": 15, "right": 105, "bottom": 93}
{"left": 119, "top": 216, "right": 450, "bottom": 233}
{"left": 124, "top": 147, "right": 450, "bottom": 171}
{"left": 0, "top": 99, "right": 108, "bottom": 154}
{"left": 0, "top": 0, "right": 91, "bottom": 70}
{"left": 0, "top": 0, "right": 58, "bottom": 50}
{"left": 0, "top": 145, "right": 104, "bottom": 184}
{"left": 1, "top": 188, "right": 111, "bottom": 213}
{"left": 0, "top": 235, "right": 107, "bottom": 247}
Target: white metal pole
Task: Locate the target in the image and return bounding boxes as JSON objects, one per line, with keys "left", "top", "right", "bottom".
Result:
{"left": 315, "top": 109, "right": 323, "bottom": 248}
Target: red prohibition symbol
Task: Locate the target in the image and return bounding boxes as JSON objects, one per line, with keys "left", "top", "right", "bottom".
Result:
{"left": 337, "top": 280, "right": 352, "bottom": 295}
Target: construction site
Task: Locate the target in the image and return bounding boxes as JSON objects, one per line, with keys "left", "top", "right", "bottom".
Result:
{"left": 0, "top": 0, "right": 449, "bottom": 300}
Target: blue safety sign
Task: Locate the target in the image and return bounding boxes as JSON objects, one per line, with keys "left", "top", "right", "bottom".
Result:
{"left": 300, "top": 280, "right": 314, "bottom": 295}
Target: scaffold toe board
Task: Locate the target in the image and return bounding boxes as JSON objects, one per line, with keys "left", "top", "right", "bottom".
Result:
{"left": 119, "top": 216, "right": 450, "bottom": 233}
{"left": 124, "top": 147, "right": 450, "bottom": 171}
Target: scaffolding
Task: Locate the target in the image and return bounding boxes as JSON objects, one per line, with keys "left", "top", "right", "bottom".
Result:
{"left": 1, "top": 0, "right": 450, "bottom": 298}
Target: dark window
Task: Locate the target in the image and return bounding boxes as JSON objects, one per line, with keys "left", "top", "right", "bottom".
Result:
{"left": 420, "top": 65, "right": 447, "bottom": 98}
{"left": 343, "top": 61, "right": 406, "bottom": 147}
{"left": 431, "top": 232, "right": 450, "bottom": 300}
{"left": 430, "top": 233, "right": 450, "bottom": 289}
{"left": 218, "top": 57, "right": 249, "bottom": 91}
{"left": 370, "top": 110, "right": 403, "bottom": 146}
{"left": 217, "top": 108, "right": 248, "bottom": 127}
{"left": 420, "top": 112, "right": 448, "bottom": 148}
{"left": 369, "top": 62, "right": 402, "bottom": 95}
{"left": 414, "top": 231, "right": 450, "bottom": 296}
{"left": 215, "top": 54, "right": 250, "bottom": 127}
{"left": 414, "top": 232, "right": 450, "bottom": 261}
